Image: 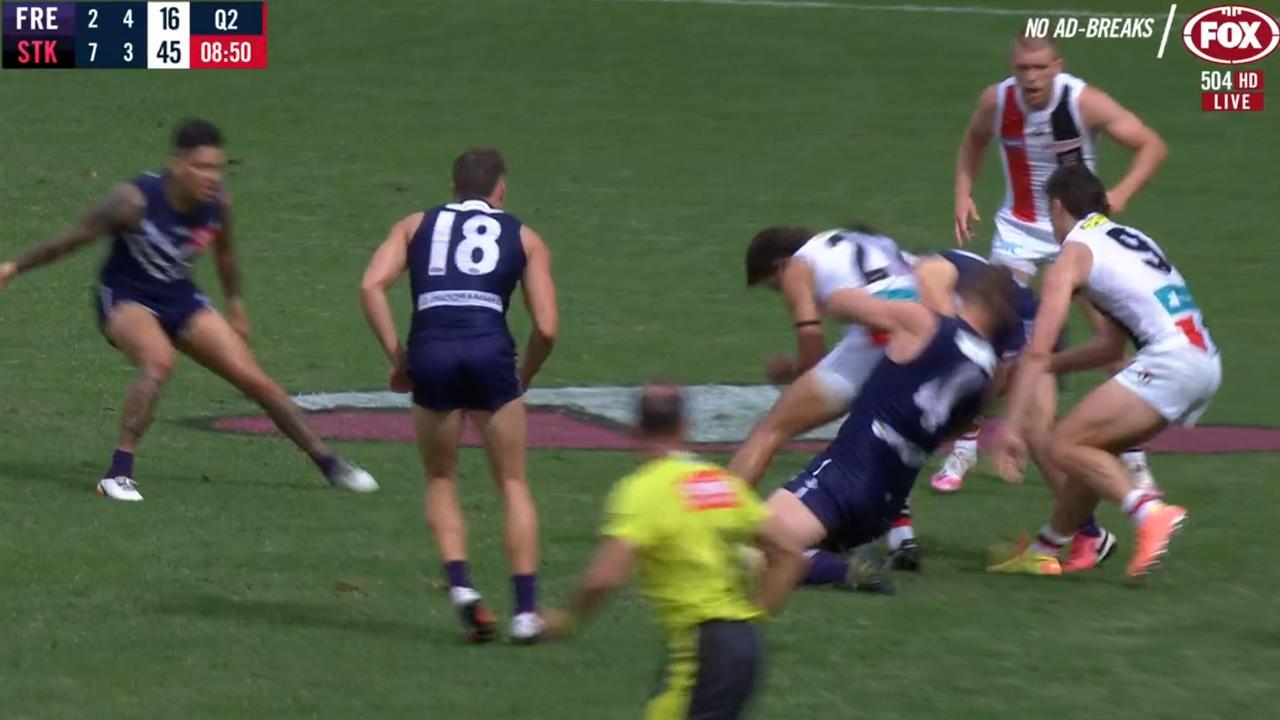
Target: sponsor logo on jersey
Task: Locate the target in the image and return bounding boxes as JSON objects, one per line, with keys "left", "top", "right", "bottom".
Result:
{"left": 1081, "top": 213, "right": 1110, "bottom": 230}
{"left": 1183, "top": 5, "right": 1279, "bottom": 65}
{"left": 680, "top": 470, "right": 741, "bottom": 511}
{"left": 190, "top": 227, "right": 218, "bottom": 251}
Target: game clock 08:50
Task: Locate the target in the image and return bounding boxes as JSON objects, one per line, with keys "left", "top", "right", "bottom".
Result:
{"left": 199, "top": 39, "right": 253, "bottom": 65}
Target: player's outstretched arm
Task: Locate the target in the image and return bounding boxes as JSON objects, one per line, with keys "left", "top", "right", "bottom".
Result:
{"left": 755, "top": 516, "right": 806, "bottom": 615}
{"left": 1050, "top": 302, "right": 1127, "bottom": 374}
{"left": 1082, "top": 87, "right": 1167, "bottom": 215}
{"left": 0, "top": 183, "right": 144, "bottom": 290}
{"left": 772, "top": 259, "right": 825, "bottom": 384}
{"left": 823, "top": 287, "right": 935, "bottom": 339}
{"left": 212, "top": 196, "right": 249, "bottom": 339}
{"left": 913, "top": 255, "right": 960, "bottom": 316}
{"left": 544, "top": 536, "right": 633, "bottom": 639}
{"left": 997, "top": 244, "right": 1091, "bottom": 479}
{"left": 518, "top": 226, "right": 559, "bottom": 390}
{"left": 359, "top": 215, "right": 416, "bottom": 390}
{"left": 954, "top": 86, "right": 997, "bottom": 245}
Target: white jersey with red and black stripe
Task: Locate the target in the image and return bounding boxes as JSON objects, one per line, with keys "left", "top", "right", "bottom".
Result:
{"left": 991, "top": 72, "right": 1098, "bottom": 272}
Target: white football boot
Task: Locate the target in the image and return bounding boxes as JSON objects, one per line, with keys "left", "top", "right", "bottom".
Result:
{"left": 327, "top": 458, "right": 379, "bottom": 493}
{"left": 510, "top": 612, "right": 544, "bottom": 645}
{"left": 97, "top": 476, "right": 143, "bottom": 502}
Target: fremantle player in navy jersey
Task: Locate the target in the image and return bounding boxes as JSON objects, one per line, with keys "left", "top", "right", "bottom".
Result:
{"left": 0, "top": 119, "right": 377, "bottom": 502}
{"left": 752, "top": 263, "right": 1020, "bottom": 606}
{"left": 360, "top": 148, "right": 558, "bottom": 644}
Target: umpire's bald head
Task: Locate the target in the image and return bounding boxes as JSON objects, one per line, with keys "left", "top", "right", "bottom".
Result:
{"left": 637, "top": 382, "right": 685, "bottom": 440}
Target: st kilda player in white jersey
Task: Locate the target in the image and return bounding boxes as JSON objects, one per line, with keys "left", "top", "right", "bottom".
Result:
{"left": 992, "top": 164, "right": 1219, "bottom": 578}
{"left": 734, "top": 227, "right": 917, "bottom": 486}
{"left": 736, "top": 226, "right": 924, "bottom": 567}
{"left": 940, "top": 36, "right": 1169, "bottom": 493}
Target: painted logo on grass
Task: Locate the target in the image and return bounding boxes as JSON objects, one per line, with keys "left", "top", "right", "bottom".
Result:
{"left": 209, "top": 385, "right": 1280, "bottom": 454}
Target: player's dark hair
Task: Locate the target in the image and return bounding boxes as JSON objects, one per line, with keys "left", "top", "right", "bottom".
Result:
{"left": 638, "top": 383, "right": 684, "bottom": 437}
{"left": 956, "top": 264, "right": 1018, "bottom": 340}
{"left": 172, "top": 118, "right": 223, "bottom": 152}
{"left": 745, "top": 226, "right": 814, "bottom": 286}
{"left": 1045, "top": 164, "right": 1111, "bottom": 218}
{"left": 452, "top": 148, "right": 506, "bottom": 198}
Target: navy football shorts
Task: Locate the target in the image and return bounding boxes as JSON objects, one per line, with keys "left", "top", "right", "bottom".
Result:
{"left": 408, "top": 333, "right": 522, "bottom": 412}
{"left": 783, "top": 447, "right": 916, "bottom": 552}
{"left": 95, "top": 281, "right": 211, "bottom": 341}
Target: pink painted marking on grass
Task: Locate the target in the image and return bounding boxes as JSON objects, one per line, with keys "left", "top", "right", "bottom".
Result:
{"left": 215, "top": 410, "right": 641, "bottom": 450}
{"left": 212, "top": 411, "right": 1280, "bottom": 454}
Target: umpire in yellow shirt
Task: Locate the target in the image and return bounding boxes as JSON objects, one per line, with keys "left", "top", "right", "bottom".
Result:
{"left": 545, "top": 382, "right": 805, "bottom": 720}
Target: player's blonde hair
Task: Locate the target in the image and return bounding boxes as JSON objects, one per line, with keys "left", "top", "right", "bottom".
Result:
{"left": 1013, "top": 35, "right": 1059, "bottom": 58}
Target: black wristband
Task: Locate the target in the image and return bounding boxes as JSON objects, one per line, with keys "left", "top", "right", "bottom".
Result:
{"left": 794, "top": 320, "right": 821, "bottom": 328}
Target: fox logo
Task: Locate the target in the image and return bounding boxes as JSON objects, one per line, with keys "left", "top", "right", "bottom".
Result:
{"left": 1183, "top": 5, "right": 1280, "bottom": 65}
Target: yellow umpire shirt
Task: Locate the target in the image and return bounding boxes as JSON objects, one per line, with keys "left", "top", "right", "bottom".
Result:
{"left": 602, "top": 452, "right": 769, "bottom": 718}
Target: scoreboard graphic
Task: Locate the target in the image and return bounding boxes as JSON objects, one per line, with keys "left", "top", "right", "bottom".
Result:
{"left": 2, "top": 1, "right": 267, "bottom": 69}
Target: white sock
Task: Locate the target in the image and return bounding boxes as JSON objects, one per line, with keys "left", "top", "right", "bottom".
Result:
{"left": 1121, "top": 489, "right": 1163, "bottom": 524}
{"left": 887, "top": 523, "right": 915, "bottom": 550}
{"left": 1030, "top": 525, "right": 1072, "bottom": 556}
{"left": 953, "top": 437, "right": 978, "bottom": 458}
{"left": 1121, "top": 449, "right": 1148, "bottom": 467}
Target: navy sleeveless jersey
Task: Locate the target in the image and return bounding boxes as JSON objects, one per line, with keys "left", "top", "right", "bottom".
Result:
{"left": 407, "top": 198, "right": 526, "bottom": 341}
{"left": 829, "top": 316, "right": 998, "bottom": 490}
{"left": 940, "top": 249, "right": 1035, "bottom": 359}
{"left": 100, "top": 172, "right": 223, "bottom": 295}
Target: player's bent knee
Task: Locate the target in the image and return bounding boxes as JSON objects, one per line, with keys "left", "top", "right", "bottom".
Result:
{"left": 1047, "top": 436, "right": 1080, "bottom": 471}
{"left": 141, "top": 356, "right": 176, "bottom": 384}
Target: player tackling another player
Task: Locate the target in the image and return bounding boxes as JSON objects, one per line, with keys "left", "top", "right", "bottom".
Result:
{"left": 0, "top": 119, "right": 377, "bottom": 501}
{"left": 732, "top": 226, "right": 923, "bottom": 567}
{"left": 360, "top": 148, "right": 559, "bottom": 643}
{"left": 941, "top": 34, "right": 1168, "bottom": 492}
{"left": 912, "top": 249, "right": 1117, "bottom": 570}
{"left": 756, "top": 262, "right": 1020, "bottom": 603}
{"left": 991, "top": 165, "right": 1220, "bottom": 577}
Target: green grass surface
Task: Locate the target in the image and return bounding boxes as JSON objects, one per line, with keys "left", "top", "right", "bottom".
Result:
{"left": 2, "top": 1, "right": 1277, "bottom": 718}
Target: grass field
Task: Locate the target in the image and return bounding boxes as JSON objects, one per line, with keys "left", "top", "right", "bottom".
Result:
{"left": 3, "top": 1, "right": 1279, "bottom": 718}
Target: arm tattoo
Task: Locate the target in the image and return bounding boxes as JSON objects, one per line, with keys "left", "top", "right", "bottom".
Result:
{"left": 14, "top": 185, "right": 141, "bottom": 273}
{"left": 214, "top": 202, "right": 242, "bottom": 300}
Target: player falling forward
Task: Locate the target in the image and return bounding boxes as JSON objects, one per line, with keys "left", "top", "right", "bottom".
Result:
{"left": 944, "top": 35, "right": 1168, "bottom": 492}
{"left": 0, "top": 119, "right": 377, "bottom": 501}
{"left": 544, "top": 383, "right": 800, "bottom": 720}
{"left": 757, "top": 263, "right": 1019, "bottom": 603}
{"left": 913, "top": 249, "right": 1117, "bottom": 569}
{"left": 732, "top": 226, "right": 923, "bottom": 566}
{"left": 360, "top": 148, "right": 558, "bottom": 643}
{"left": 991, "top": 165, "right": 1220, "bottom": 577}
